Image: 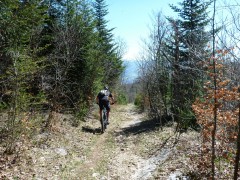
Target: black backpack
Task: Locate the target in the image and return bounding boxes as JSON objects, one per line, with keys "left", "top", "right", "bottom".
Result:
{"left": 99, "top": 90, "right": 109, "bottom": 99}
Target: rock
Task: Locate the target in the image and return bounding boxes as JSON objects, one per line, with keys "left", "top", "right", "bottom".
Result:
{"left": 54, "top": 148, "right": 68, "bottom": 156}
{"left": 100, "top": 176, "right": 107, "bottom": 180}
{"left": 92, "top": 172, "right": 100, "bottom": 177}
{"left": 168, "top": 171, "right": 188, "bottom": 180}
{"left": 35, "top": 133, "right": 49, "bottom": 141}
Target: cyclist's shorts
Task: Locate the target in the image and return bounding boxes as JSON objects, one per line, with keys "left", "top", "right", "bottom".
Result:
{"left": 99, "top": 99, "right": 110, "bottom": 111}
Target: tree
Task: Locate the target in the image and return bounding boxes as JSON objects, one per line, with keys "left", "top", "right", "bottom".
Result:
{"left": 137, "top": 12, "right": 172, "bottom": 126}
{"left": 39, "top": 0, "right": 105, "bottom": 127}
{"left": 0, "top": 0, "right": 48, "bottom": 153}
{"left": 93, "top": 0, "right": 124, "bottom": 86}
{"left": 169, "top": 0, "right": 212, "bottom": 127}
{"left": 192, "top": 47, "right": 239, "bottom": 179}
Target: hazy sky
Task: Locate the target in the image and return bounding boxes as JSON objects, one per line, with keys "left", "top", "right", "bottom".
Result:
{"left": 103, "top": 0, "right": 239, "bottom": 82}
{"left": 105, "top": 0, "right": 180, "bottom": 60}
{"left": 104, "top": 0, "right": 239, "bottom": 61}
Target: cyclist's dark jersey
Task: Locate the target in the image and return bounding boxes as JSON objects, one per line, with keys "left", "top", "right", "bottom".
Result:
{"left": 97, "top": 90, "right": 112, "bottom": 110}
{"left": 97, "top": 90, "right": 112, "bottom": 101}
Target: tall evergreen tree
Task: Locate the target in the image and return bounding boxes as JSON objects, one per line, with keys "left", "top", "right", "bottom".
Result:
{"left": 164, "top": 19, "right": 183, "bottom": 122}
{"left": 36, "top": 0, "right": 66, "bottom": 56}
{"left": 42, "top": 0, "right": 101, "bottom": 108}
{"left": 0, "top": 0, "right": 48, "bottom": 107}
{"left": 0, "top": 0, "right": 49, "bottom": 152}
{"left": 93, "top": 0, "right": 123, "bottom": 86}
{"left": 169, "top": 0, "right": 212, "bottom": 125}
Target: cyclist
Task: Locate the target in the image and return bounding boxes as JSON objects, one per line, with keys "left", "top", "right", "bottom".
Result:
{"left": 96, "top": 86, "right": 114, "bottom": 125}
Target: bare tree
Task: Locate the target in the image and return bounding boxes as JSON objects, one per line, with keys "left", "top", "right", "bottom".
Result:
{"left": 138, "top": 11, "right": 171, "bottom": 127}
{"left": 222, "top": 1, "right": 240, "bottom": 179}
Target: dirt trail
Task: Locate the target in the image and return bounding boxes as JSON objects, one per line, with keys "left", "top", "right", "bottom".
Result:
{"left": 78, "top": 104, "right": 195, "bottom": 179}
{"left": 1, "top": 104, "right": 198, "bottom": 179}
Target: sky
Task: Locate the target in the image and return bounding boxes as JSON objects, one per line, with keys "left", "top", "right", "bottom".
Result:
{"left": 103, "top": 0, "right": 239, "bottom": 82}
{"left": 105, "top": 0, "right": 180, "bottom": 61}
{"left": 105, "top": 0, "right": 237, "bottom": 61}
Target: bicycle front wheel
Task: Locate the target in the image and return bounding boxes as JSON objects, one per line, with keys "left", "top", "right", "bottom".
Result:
{"left": 101, "top": 108, "right": 107, "bottom": 133}
{"left": 101, "top": 118, "right": 105, "bottom": 133}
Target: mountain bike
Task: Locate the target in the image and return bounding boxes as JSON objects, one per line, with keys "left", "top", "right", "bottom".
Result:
{"left": 100, "top": 106, "right": 108, "bottom": 133}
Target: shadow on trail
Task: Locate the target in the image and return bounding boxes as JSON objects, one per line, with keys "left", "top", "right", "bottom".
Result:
{"left": 81, "top": 126, "right": 102, "bottom": 135}
{"left": 118, "top": 118, "right": 162, "bottom": 136}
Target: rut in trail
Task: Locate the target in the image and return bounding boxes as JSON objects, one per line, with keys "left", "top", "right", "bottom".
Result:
{"left": 109, "top": 104, "right": 173, "bottom": 180}
{"left": 108, "top": 104, "right": 195, "bottom": 180}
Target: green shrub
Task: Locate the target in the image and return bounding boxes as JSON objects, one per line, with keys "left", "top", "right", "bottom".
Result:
{"left": 116, "top": 92, "right": 128, "bottom": 105}
{"left": 73, "top": 102, "right": 89, "bottom": 127}
{"left": 177, "top": 108, "right": 198, "bottom": 131}
{"left": 134, "top": 93, "right": 144, "bottom": 111}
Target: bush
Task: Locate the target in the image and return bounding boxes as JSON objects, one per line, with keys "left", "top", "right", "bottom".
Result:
{"left": 177, "top": 108, "right": 199, "bottom": 131}
{"left": 134, "top": 93, "right": 144, "bottom": 111}
{"left": 116, "top": 92, "right": 128, "bottom": 105}
{"left": 73, "top": 102, "right": 89, "bottom": 127}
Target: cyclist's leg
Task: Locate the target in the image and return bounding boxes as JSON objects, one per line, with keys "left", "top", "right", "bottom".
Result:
{"left": 99, "top": 109, "right": 102, "bottom": 120}
{"left": 105, "top": 100, "right": 111, "bottom": 124}
{"left": 106, "top": 110, "right": 110, "bottom": 124}
{"left": 99, "top": 100, "right": 104, "bottom": 120}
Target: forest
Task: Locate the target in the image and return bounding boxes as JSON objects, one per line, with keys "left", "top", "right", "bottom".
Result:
{"left": 0, "top": 0, "right": 124, "bottom": 149}
{"left": 0, "top": 0, "right": 240, "bottom": 179}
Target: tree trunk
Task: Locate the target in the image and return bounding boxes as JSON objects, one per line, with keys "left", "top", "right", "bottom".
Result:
{"left": 211, "top": 0, "right": 217, "bottom": 178}
{"left": 233, "top": 88, "right": 240, "bottom": 180}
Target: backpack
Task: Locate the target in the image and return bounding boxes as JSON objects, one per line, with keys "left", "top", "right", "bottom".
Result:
{"left": 99, "top": 90, "right": 109, "bottom": 99}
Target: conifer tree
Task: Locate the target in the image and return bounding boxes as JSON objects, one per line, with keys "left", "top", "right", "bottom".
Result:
{"left": 169, "top": 0, "right": 212, "bottom": 125}
{"left": 0, "top": 0, "right": 48, "bottom": 152}
{"left": 43, "top": 1, "right": 97, "bottom": 99}
{"left": 93, "top": 0, "right": 123, "bottom": 86}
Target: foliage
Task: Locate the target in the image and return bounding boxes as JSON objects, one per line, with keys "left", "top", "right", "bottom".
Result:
{"left": 137, "top": 0, "right": 213, "bottom": 130}
{"left": 0, "top": 0, "right": 48, "bottom": 153}
{"left": 115, "top": 92, "right": 128, "bottom": 105}
{"left": 93, "top": 0, "right": 124, "bottom": 86}
{"left": 192, "top": 48, "right": 240, "bottom": 179}
{"left": 134, "top": 93, "right": 145, "bottom": 111}
{"left": 0, "top": 0, "right": 124, "bottom": 153}
{"left": 73, "top": 101, "right": 89, "bottom": 127}
{"left": 168, "top": 0, "right": 212, "bottom": 128}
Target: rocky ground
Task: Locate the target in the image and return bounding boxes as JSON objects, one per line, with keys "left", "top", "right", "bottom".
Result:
{"left": 0, "top": 104, "right": 200, "bottom": 179}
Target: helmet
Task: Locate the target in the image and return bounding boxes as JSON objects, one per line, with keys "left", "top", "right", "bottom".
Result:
{"left": 104, "top": 86, "right": 108, "bottom": 90}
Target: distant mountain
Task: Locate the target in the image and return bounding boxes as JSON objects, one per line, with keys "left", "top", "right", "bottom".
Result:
{"left": 122, "top": 60, "right": 139, "bottom": 83}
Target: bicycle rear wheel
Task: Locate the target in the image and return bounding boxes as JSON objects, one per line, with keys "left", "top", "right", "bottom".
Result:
{"left": 100, "top": 118, "right": 104, "bottom": 133}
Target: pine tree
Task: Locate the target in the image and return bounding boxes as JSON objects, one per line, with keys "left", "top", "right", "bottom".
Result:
{"left": 93, "top": 0, "right": 123, "bottom": 86}
{"left": 169, "top": 0, "right": 212, "bottom": 127}
{"left": 0, "top": 0, "right": 48, "bottom": 152}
